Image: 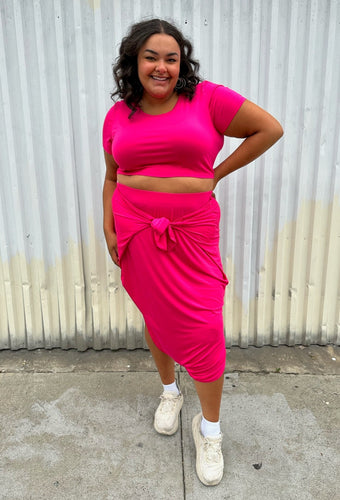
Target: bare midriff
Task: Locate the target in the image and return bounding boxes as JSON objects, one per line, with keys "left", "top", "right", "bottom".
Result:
{"left": 117, "top": 174, "right": 214, "bottom": 193}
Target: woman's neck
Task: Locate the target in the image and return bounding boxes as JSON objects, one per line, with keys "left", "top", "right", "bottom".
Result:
{"left": 139, "top": 92, "right": 178, "bottom": 115}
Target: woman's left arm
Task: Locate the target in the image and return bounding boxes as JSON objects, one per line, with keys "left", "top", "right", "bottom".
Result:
{"left": 213, "top": 100, "right": 284, "bottom": 188}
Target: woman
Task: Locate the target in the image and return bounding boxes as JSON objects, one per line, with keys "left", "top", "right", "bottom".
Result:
{"left": 102, "top": 18, "right": 283, "bottom": 486}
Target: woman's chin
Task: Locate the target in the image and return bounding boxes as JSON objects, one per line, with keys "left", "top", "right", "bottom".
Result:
{"left": 146, "top": 82, "right": 176, "bottom": 99}
{"left": 149, "top": 89, "right": 175, "bottom": 101}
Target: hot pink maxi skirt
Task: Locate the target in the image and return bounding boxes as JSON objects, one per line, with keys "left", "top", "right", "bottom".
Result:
{"left": 112, "top": 183, "right": 228, "bottom": 382}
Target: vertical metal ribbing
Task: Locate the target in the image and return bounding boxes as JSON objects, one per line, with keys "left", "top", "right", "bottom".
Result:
{"left": 11, "top": 0, "right": 44, "bottom": 348}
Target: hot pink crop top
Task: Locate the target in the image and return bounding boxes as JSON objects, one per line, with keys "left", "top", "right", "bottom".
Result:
{"left": 102, "top": 80, "right": 246, "bottom": 178}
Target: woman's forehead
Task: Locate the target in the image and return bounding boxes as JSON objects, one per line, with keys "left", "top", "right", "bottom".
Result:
{"left": 139, "top": 33, "right": 180, "bottom": 55}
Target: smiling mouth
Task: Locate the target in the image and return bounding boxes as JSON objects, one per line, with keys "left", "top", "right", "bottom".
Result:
{"left": 151, "top": 76, "right": 169, "bottom": 81}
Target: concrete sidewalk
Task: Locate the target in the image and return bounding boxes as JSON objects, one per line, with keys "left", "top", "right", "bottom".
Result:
{"left": 0, "top": 345, "right": 339, "bottom": 500}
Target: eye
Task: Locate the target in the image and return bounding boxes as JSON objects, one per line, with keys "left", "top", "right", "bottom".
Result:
{"left": 167, "top": 58, "right": 177, "bottom": 63}
{"left": 145, "top": 56, "right": 156, "bottom": 61}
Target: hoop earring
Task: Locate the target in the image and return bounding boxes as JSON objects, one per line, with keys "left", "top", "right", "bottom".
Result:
{"left": 175, "top": 77, "right": 186, "bottom": 90}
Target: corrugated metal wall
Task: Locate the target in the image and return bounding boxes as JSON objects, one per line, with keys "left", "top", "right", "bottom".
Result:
{"left": 0, "top": 0, "right": 339, "bottom": 350}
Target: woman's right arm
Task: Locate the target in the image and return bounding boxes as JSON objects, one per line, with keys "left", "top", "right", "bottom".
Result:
{"left": 103, "top": 150, "right": 120, "bottom": 266}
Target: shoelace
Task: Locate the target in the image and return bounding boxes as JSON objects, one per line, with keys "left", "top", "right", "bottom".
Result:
{"left": 203, "top": 435, "right": 223, "bottom": 463}
{"left": 158, "top": 393, "right": 180, "bottom": 413}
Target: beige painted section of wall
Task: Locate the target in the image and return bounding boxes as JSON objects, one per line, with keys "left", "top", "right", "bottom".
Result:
{"left": 0, "top": 241, "right": 85, "bottom": 350}
{"left": 224, "top": 198, "right": 340, "bottom": 347}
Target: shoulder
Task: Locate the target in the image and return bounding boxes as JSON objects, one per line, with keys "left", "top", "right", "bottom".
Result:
{"left": 196, "top": 80, "right": 245, "bottom": 101}
{"left": 193, "top": 80, "right": 241, "bottom": 105}
{"left": 196, "top": 81, "right": 246, "bottom": 134}
{"left": 193, "top": 80, "right": 219, "bottom": 99}
{"left": 104, "top": 100, "right": 129, "bottom": 121}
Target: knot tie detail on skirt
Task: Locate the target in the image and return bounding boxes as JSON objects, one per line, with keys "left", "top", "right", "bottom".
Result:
{"left": 151, "top": 217, "right": 177, "bottom": 251}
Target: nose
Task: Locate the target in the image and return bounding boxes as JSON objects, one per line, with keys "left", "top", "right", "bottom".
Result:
{"left": 155, "top": 59, "right": 166, "bottom": 73}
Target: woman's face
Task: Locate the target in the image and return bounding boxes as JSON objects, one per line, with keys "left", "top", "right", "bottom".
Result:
{"left": 137, "top": 33, "right": 181, "bottom": 101}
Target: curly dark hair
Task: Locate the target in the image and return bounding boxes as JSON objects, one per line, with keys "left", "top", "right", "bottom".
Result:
{"left": 111, "top": 18, "right": 201, "bottom": 112}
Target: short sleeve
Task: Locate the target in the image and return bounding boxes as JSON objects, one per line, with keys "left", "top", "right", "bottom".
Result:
{"left": 102, "top": 105, "right": 116, "bottom": 154}
{"left": 209, "top": 84, "right": 246, "bottom": 134}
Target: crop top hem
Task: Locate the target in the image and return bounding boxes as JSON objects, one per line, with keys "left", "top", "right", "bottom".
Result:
{"left": 116, "top": 168, "right": 214, "bottom": 179}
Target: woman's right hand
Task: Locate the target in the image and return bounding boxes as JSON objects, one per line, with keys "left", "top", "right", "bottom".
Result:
{"left": 104, "top": 229, "right": 120, "bottom": 267}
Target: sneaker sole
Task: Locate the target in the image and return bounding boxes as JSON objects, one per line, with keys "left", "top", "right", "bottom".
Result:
{"left": 192, "top": 413, "right": 223, "bottom": 486}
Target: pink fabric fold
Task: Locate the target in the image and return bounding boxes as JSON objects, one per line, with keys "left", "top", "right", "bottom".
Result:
{"left": 150, "top": 217, "right": 177, "bottom": 251}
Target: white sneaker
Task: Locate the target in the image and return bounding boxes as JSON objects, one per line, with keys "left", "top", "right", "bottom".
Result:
{"left": 154, "top": 391, "right": 184, "bottom": 435}
{"left": 192, "top": 412, "right": 224, "bottom": 486}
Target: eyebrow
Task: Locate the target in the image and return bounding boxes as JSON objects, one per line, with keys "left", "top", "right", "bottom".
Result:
{"left": 143, "top": 49, "right": 179, "bottom": 57}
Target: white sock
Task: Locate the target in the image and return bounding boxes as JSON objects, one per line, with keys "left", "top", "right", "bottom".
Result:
{"left": 162, "top": 381, "right": 180, "bottom": 395}
{"left": 201, "top": 415, "right": 221, "bottom": 437}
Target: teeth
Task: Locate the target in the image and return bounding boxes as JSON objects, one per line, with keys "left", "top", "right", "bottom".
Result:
{"left": 152, "top": 76, "right": 167, "bottom": 81}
